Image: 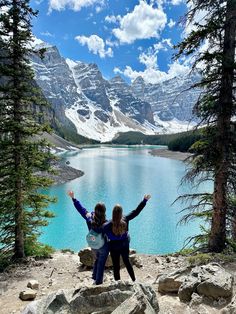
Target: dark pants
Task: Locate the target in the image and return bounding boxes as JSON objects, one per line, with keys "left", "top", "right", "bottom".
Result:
{"left": 109, "top": 238, "right": 135, "bottom": 281}
{"left": 92, "top": 242, "right": 109, "bottom": 285}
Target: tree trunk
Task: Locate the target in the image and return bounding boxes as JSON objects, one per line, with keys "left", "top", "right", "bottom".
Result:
{"left": 232, "top": 218, "right": 236, "bottom": 241}
{"left": 12, "top": 0, "right": 24, "bottom": 258}
{"left": 14, "top": 128, "right": 24, "bottom": 258}
{"left": 208, "top": 0, "right": 236, "bottom": 252}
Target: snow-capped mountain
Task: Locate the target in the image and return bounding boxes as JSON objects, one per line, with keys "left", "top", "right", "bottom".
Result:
{"left": 64, "top": 59, "right": 161, "bottom": 141}
{"left": 31, "top": 42, "right": 200, "bottom": 142}
{"left": 131, "top": 75, "right": 201, "bottom": 123}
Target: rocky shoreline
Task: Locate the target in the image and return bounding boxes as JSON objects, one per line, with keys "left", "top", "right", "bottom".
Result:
{"left": 50, "top": 161, "right": 84, "bottom": 185}
{"left": 149, "top": 148, "right": 192, "bottom": 161}
{"left": 1, "top": 250, "right": 236, "bottom": 314}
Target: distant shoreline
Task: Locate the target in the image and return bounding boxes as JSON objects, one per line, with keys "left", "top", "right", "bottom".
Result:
{"left": 48, "top": 147, "right": 191, "bottom": 186}
{"left": 149, "top": 148, "right": 192, "bottom": 161}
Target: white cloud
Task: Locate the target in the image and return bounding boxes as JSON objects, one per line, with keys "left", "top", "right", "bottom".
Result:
{"left": 139, "top": 51, "right": 157, "bottom": 69}
{"left": 48, "top": 0, "right": 104, "bottom": 13}
{"left": 105, "top": 15, "right": 121, "bottom": 24}
{"left": 40, "top": 31, "right": 55, "bottom": 37}
{"left": 75, "top": 34, "right": 113, "bottom": 58}
{"left": 154, "top": 38, "right": 172, "bottom": 52}
{"left": 115, "top": 60, "right": 190, "bottom": 84}
{"left": 95, "top": 6, "right": 103, "bottom": 13}
{"left": 114, "top": 41, "right": 190, "bottom": 85}
{"left": 113, "top": 67, "right": 123, "bottom": 75}
{"left": 171, "top": 0, "right": 184, "bottom": 5}
{"left": 167, "top": 61, "right": 190, "bottom": 78}
{"left": 105, "top": 39, "right": 119, "bottom": 47}
{"left": 168, "top": 18, "right": 176, "bottom": 28}
{"left": 184, "top": 1, "right": 208, "bottom": 36}
{"left": 115, "top": 65, "right": 168, "bottom": 84}
{"left": 112, "top": 1, "right": 167, "bottom": 44}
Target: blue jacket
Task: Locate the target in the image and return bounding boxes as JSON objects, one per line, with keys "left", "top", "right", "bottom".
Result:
{"left": 72, "top": 198, "right": 106, "bottom": 234}
{"left": 103, "top": 199, "right": 147, "bottom": 241}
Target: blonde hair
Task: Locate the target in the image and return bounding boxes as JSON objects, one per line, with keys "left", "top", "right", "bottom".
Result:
{"left": 112, "top": 205, "right": 127, "bottom": 236}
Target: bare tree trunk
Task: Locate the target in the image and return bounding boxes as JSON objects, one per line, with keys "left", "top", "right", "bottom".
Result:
{"left": 208, "top": 0, "right": 236, "bottom": 252}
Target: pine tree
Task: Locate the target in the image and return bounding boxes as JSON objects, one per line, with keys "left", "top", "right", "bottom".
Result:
{"left": 0, "top": 0, "right": 55, "bottom": 260}
{"left": 175, "top": 0, "right": 236, "bottom": 252}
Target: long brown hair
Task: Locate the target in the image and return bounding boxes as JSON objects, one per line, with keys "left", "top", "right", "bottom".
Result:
{"left": 112, "top": 204, "right": 127, "bottom": 236}
{"left": 91, "top": 203, "right": 106, "bottom": 228}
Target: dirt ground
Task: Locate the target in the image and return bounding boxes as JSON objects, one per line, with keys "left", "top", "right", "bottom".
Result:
{"left": 1, "top": 251, "right": 235, "bottom": 314}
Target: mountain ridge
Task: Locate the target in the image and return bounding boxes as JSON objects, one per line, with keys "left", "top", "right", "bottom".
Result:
{"left": 31, "top": 41, "right": 200, "bottom": 142}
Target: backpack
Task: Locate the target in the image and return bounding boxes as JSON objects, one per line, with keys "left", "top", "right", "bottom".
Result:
{"left": 86, "top": 229, "right": 105, "bottom": 249}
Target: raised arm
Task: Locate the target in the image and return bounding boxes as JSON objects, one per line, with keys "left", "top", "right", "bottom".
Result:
{"left": 125, "top": 194, "right": 151, "bottom": 221}
{"left": 67, "top": 191, "right": 90, "bottom": 220}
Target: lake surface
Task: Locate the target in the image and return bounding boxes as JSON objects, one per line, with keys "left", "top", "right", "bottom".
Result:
{"left": 40, "top": 146, "right": 212, "bottom": 254}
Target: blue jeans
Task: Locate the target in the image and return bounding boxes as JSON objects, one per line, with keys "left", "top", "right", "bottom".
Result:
{"left": 92, "top": 242, "right": 109, "bottom": 285}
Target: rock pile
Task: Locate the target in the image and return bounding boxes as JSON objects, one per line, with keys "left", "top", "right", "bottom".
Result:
{"left": 158, "top": 263, "right": 233, "bottom": 303}
{"left": 19, "top": 280, "right": 39, "bottom": 301}
{"left": 22, "top": 281, "right": 159, "bottom": 314}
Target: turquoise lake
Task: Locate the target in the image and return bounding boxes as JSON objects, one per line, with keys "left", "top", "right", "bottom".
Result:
{"left": 40, "top": 146, "right": 212, "bottom": 254}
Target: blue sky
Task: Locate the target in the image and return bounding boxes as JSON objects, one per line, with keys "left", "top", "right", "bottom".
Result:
{"left": 31, "top": 0, "right": 190, "bottom": 83}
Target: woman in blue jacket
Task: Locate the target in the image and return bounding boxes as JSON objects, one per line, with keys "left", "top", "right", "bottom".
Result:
{"left": 68, "top": 191, "right": 109, "bottom": 285}
{"left": 103, "top": 194, "right": 151, "bottom": 282}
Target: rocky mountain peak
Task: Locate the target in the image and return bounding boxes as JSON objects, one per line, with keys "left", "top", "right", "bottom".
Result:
{"left": 132, "top": 76, "right": 145, "bottom": 85}
{"left": 31, "top": 39, "right": 200, "bottom": 141}
{"left": 109, "top": 75, "right": 126, "bottom": 85}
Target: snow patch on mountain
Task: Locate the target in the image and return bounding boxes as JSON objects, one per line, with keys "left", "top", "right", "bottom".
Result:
{"left": 65, "top": 97, "right": 159, "bottom": 142}
{"left": 153, "top": 114, "right": 196, "bottom": 134}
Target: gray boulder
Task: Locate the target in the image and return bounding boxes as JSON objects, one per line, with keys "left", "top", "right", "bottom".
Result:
{"left": 22, "top": 281, "right": 159, "bottom": 314}
{"left": 158, "top": 267, "right": 190, "bottom": 293}
{"left": 27, "top": 280, "right": 39, "bottom": 290}
{"left": 19, "top": 289, "right": 37, "bottom": 301}
{"left": 78, "top": 247, "right": 100, "bottom": 267}
{"left": 196, "top": 264, "right": 233, "bottom": 299}
{"left": 178, "top": 277, "right": 200, "bottom": 302}
{"left": 78, "top": 247, "right": 140, "bottom": 268}
{"left": 112, "top": 290, "right": 157, "bottom": 313}
{"left": 178, "top": 263, "right": 233, "bottom": 302}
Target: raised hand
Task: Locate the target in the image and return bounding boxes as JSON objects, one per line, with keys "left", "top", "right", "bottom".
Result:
{"left": 144, "top": 194, "right": 151, "bottom": 201}
{"left": 67, "top": 191, "right": 74, "bottom": 199}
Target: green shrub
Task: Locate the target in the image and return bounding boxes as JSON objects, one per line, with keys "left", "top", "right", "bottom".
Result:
{"left": 24, "top": 239, "right": 55, "bottom": 258}
{"left": 61, "top": 248, "right": 75, "bottom": 254}
{"left": 178, "top": 248, "right": 195, "bottom": 255}
{"left": 187, "top": 252, "right": 235, "bottom": 266}
{"left": 187, "top": 253, "right": 213, "bottom": 265}
{"left": 0, "top": 254, "right": 12, "bottom": 272}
